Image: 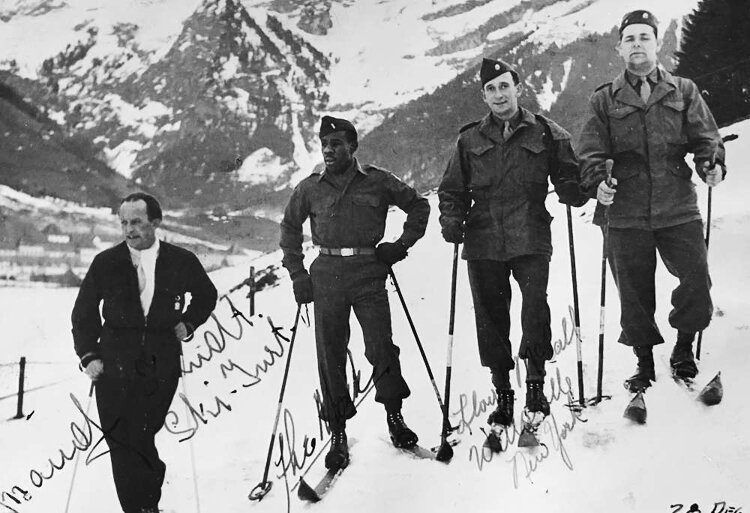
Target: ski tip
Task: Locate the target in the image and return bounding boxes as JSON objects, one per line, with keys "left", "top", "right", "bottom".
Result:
{"left": 518, "top": 429, "right": 539, "bottom": 447}
{"left": 297, "top": 478, "right": 321, "bottom": 503}
{"left": 697, "top": 371, "right": 723, "bottom": 406}
{"left": 623, "top": 391, "right": 647, "bottom": 424}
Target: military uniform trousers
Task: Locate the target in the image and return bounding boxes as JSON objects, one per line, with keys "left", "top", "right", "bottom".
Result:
{"left": 467, "top": 255, "right": 553, "bottom": 379}
{"left": 95, "top": 336, "right": 181, "bottom": 513}
{"left": 607, "top": 220, "right": 712, "bottom": 348}
{"left": 310, "top": 255, "right": 410, "bottom": 425}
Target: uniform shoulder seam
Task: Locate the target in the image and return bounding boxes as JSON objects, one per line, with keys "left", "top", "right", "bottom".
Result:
{"left": 459, "top": 120, "right": 481, "bottom": 133}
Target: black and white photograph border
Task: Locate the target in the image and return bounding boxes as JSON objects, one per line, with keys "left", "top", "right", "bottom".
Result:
{"left": 1, "top": 1, "right": 748, "bottom": 512}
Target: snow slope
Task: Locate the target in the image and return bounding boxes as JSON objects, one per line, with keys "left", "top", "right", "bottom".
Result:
{"left": 1, "top": 120, "right": 748, "bottom": 513}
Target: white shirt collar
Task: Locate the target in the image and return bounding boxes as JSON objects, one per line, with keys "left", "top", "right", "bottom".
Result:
{"left": 128, "top": 237, "right": 160, "bottom": 265}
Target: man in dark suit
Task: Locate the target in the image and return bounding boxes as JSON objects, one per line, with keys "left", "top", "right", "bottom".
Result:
{"left": 71, "top": 192, "right": 217, "bottom": 513}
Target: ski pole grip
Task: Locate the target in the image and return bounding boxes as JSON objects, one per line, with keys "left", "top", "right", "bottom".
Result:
{"left": 604, "top": 159, "right": 614, "bottom": 187}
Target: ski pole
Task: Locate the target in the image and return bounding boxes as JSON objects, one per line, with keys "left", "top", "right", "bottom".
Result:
{"left": 591, "top": 159, "right": 614, "bottom": 405}
{"left": 695, "top": 186, "right": 711, "bottom": 360}
{"left": 249, "top": 304, "right": 302, "bottom": 501}
{"left": 696, "top": 133, "right": 736, "bottom": 359}
{"left": 388, "top": 269, "right": 446, "bottom": 415}
{"left": 179, "top": 353, "right": 202, "bottom": 513}
{"left": 566, "top": 205, "right": 586, "bottom": 408}
{"left": 436, "top": 243, "right": 459, "bottom": 463}
{"left": 64, "top": 382, "right": 94, "bottom": 513}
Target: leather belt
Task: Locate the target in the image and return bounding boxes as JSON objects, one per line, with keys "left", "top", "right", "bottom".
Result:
{"left": 319, "top": 247, "right": 376, "bottom": 257}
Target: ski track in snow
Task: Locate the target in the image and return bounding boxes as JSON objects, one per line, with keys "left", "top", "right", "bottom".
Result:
{"left": 1, "top": 119, "right": 749, "bottom": 512}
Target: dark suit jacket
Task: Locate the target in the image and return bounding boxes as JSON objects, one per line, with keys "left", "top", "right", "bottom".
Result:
{"left": 71, "top": 240, "right": 218, "bottom": 369}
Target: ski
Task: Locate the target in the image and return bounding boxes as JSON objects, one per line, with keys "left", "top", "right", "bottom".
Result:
{"left": 398, "top": 444, "right": 438, "bottom": 460}
{"left": 482, "top": 424, "right": 509, "bottom": 453}
{"left": 674, "top": 371, "right": 724, "bottom": 406}
{"left": 623, "top": 390, "right": 647, "bottom": 424}
{"left": 518, "top": 411, "right": 545, "bottom": 447}
{"left": 295, "top": 437, "right": 357, "bottom": 503}
{"left": 390, "top": 437, "right": 459, "bottom": 461}
{"left": 297, "top": 467, "right": 345, "bottom": 503}
{"left": 661, "top": 356, "right": 724, "bottom": 406}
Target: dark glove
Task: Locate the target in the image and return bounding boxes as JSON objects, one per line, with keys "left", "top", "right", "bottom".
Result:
{"left": 375, "top": 241, "right": 408, "bottom": 266}
{"left": 555, "top": 182, "right": 588, "bottom": 208}
{"left": 291, "top": 270, "right": 313, "bottom": 304}
{"left": 441, "top": 223, "right": 464, "bottom": 244}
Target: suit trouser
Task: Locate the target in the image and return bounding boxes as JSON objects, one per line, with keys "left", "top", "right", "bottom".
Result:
{"left": 467, "top": 255, "right": 552, "bottom": 381}
{"left": 607, "top": 220, "right": 712, "bottom": 348}
{"left": 96, "top": 342, "right": 181, "bottom": 513}
{"left": 310, "top": 255, "right": 411, "bottom": 426}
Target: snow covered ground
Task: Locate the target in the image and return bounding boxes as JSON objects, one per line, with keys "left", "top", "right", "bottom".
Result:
{"left": 2, "top": 119, "right": 749, "bottom": 512}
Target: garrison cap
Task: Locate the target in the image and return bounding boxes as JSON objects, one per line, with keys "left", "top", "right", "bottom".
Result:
{"left": 480, "top": 57, "right": 519, "bottom": 87}
{"left": 619, "top": 10, "right": 658, "bottom": 37}
{"left": 319, "top": 115, "right": 357, "bottom": 141}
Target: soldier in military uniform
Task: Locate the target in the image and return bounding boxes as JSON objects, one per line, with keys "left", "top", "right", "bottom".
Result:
{"left": 577, "top": 10, "right": 726, "bottom": 392}
{"left": 438, "top": 58, "right": 587, "bottom": 436}
{"left": 280, "top": 116, "right": 430, "bottom": 469}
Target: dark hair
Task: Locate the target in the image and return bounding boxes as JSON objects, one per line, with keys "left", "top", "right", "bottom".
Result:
{"left": 121, "top": 192, "right": 162, "bottom": 221}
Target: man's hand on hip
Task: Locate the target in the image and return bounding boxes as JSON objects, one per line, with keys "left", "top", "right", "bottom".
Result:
{"left": 84, "top": 359, "right": 104, "bottom": 381}
{"left": 174, "top": 321, "right": 189, "bottom": 341}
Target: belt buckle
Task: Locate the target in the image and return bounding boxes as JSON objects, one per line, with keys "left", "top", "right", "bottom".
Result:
{"left": 340, "top": 248, "right": 355, "bottom": 257}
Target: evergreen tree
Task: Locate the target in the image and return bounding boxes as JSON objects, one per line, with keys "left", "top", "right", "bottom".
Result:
{"left": 675, "top": 0, "right": 750, "bottom": 127}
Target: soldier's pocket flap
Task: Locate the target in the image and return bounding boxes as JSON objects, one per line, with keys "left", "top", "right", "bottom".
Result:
{"left": 607, "top": 105, "right": 639, "bottom": 119}
{"left": 663, "top": 100, "right": 687, "bottom": 112}
{"left": 351, "top": 194, "right": 380, "bottom": 207}
{"left": 467, "top": 144, "right": 494, "bottom": 157}
{"left": 311, "top": 196, "right": 336, "bottom": 215}
{"left": 520, "top": 140, "right": 546, "bottom": 154}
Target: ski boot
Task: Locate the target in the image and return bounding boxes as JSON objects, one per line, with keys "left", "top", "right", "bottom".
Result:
{"left": 484, "top": 388, "right": 514, "bottom": 453}
{"left": 324, "top": 427, "right": 349, "bottom": 470}
{"left": 670, "top": 332, "right": 699, "bottom": 381}
{"left": 624, "top": 345, "right": 655, "bottom": 392}
{"left": 387, "top": 410, "right": 418, "bottom": 449}
{"left": 519, "top": 381, "right": 549, "bottom": 447}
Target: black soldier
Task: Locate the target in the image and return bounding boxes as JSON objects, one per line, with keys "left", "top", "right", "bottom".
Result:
{"left": 280, "top": 116, "right": 430, "bottom": 469}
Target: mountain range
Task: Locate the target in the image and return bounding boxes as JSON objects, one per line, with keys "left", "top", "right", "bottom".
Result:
{"left": 0, "top": 0, "right": 699, "bottom": 230}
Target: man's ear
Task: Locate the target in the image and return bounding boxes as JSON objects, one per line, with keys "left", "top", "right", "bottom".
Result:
{"left": 152, "top": 218, "right": 162, "bottom": 229}
{"left": 656, "top": 37, "right": 663, "bottom": 52}
{"left": 350, "top": 140, "right": 358, "bottom": 154}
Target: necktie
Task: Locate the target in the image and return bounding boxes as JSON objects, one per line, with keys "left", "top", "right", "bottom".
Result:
{"left": 503, "top": 122, "right": 512, "bottom": 141}
{"left": 639, "top": 78, "right": 651, "bottom": 104}
{"left": 136, "top": 259, "right": 146, "bottom": 294}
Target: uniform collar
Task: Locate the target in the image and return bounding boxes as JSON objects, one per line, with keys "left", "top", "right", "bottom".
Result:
{"left": 479, "top": 107, "right": 537, "bottom": 143}
{"left": 625, "top": 67, "right": 660, "bottom": 88}
{"left": 318, "top": 158, "right": 367, "bottom": 182}
{"left": 612, "top": 66, "right": 677, "bottom": 107}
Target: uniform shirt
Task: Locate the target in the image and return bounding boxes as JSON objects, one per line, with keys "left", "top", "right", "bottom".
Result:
{"left": 438, "top": 107, "right": 583, "bottom": 262}
{"left": 280, "top": 158, "right": 430, "bottom": 276}
{"left": 578, "top": 67, "right": 725, "bottom": 229}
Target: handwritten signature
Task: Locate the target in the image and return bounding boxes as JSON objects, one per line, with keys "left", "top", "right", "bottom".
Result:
{"left": 164, "top": 310, "right": 293, "bottom": 442}
{"left": 671, "top": 502, "right": 743, "bottom": 513}
{"left": 1, "top": 393, "right": 126, "bottom": 512}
